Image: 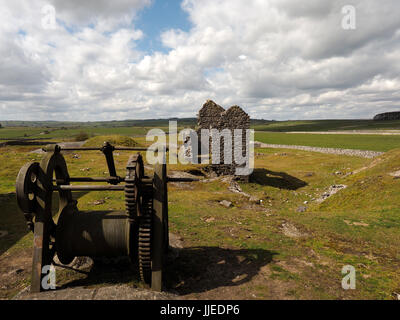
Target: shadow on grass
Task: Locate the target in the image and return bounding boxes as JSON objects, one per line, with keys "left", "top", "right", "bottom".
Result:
{"left": 0, "top": 193, "right": 28, "bottom": 256}
{"left": 250, "top": 168, "right": 307, "bottom": 190}
{"left": 54, "top": 246, "right": 276, "bottom": 295}
{"left": 165, "top": 246, "right": 276, "bottom": 294}
{"left": 0, "top": 191, "right": 89, "bottom": 257}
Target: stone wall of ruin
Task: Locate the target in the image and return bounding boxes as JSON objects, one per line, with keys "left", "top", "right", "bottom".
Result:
{"left": 196, "top": 100, "right": 250, "bottom": 181}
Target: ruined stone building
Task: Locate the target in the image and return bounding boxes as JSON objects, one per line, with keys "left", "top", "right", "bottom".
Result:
{"left": 196, "top": 100, "right": 251, "bottom": 181}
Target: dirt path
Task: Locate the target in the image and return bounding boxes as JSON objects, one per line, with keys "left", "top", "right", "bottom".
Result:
{"left": 255, "top": 141, "right": 384, "bottom": 158}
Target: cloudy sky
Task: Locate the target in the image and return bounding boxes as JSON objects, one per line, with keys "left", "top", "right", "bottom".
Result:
{"left": 0, "top": 0, "right": 399, "bottom": 121}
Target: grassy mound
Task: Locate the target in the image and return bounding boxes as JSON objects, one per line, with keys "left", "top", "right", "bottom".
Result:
{"left": 83, "top": 135, "right": 140, "bottom": 147}
{"left": 316, "top": 148, "right": 400, "bottom": 213}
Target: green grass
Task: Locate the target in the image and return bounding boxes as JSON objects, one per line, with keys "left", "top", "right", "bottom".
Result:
{"left": 83, "top": 135, "right": 141, "bottom": 147}
{"left": 0, "top": 125, "right": 195, "bottom": 141}
{"left": 253, "top": 119, "right": 400, "bottom": 132}
{"left": 3, "top": 118, "right": 400, "bottom": 133}
{"left": 0, "top": 118, "right": 198, "bottom": 128}
{"left": 0, "top": 127, "right": 47, "bottom": 140}
{"left": 1, "top": 134, "right": 400, "bottom": 299}
{"left": 255, "top": 132, "right": 400, "bottom": 151}
{"left": 165, "top": 148, "right": 400, "bottom": 299}
{"left": 0, "top": 126, "right": 156, "bottom": 140}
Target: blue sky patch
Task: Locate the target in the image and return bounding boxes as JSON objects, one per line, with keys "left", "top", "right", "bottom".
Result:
{"left": 57, "top": 19, "right": 76, "bottom": 34}
{"left": 136, "top": 0, "right": 191, "bottom": 54}
{"left": 204, "top": 67, "right": 225, "bottom": 78}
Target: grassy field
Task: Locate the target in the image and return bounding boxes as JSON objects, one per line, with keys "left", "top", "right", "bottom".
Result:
{"left": 253, "top": 119, "right": 400, "bottom": 132}
{"left": 3, "top": 118, "right": 400, "bottom": 141}
{"left": 0, "top": 127, "right": 49, "bottom": 140}
{"left": 0, "top": 126, "right": 162, "bottom": 140}
{"left": 0, "top": 118, "right": 198, "bottom": 128}
{"left": 2, "top": 118, "right": 400, "bottom": 152}
{"left": 1, "top": 125, "right": 400, "bottom": 299}
{"left": 255, "top": 132, "right": 400, "bottom": 151}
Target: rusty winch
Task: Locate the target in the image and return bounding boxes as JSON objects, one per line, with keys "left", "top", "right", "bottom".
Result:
{"left": 16, "top": 142, "right": 196, "bottom": 293}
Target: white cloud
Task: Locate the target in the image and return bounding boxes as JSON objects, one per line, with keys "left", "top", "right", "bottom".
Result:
{"left": 0, "top": 0, "right": 399, "bottom": 121}
{"left": 48, "top": 0, "right": 151, "bottom": 29}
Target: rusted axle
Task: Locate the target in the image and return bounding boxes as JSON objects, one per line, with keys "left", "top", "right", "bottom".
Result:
{"left": 53, "top": 177, "right": 199, "bottom": 191}
{"left": 43, "top": 146, "right": 169, "bottom": 152}
{"left": 55, "top": 175, "right": 198, "bottom": 185}
{"left": 54, "top": 185, "right": 125, "bottom": 191}
{"left": 54, "top": 177, "right": 123, "bottom": 184}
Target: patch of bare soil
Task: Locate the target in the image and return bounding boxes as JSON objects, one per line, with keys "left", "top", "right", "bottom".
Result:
{"left": 343, "top": 220, "right": 369, "bottom": 227}
{"left": 281, "top": 222, "right": 309, "bottom": 239}
{"left": 0, "top": 248, "right": 32, "bottom": 299}
{"left": 276, "top": 258, "right": 315, "bottom": 274}
{"left": 14, "top": 284, "right": 177, "bottom": 300}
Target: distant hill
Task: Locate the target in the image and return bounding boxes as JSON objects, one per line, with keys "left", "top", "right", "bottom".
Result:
{"left": 373, "top": 112, "right": 400, "bottom": 121}
{"left": 0, "top": 118, "right": 274, "bottom": 128}
{"left": 0, "top": 118, "right": 197, "bottom": 128}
